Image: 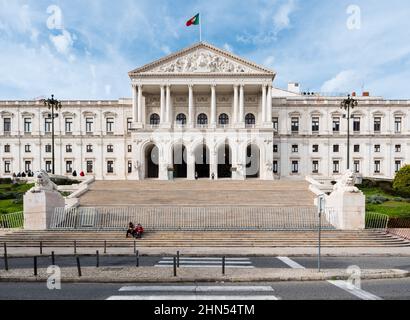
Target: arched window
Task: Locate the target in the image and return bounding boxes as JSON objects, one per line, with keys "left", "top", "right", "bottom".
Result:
{"left": 176, "top": 113, "right": 187, "bottom": 125}
{"left": 218, "top": 113, "right": 229, "bottom": 126}
{"left": 245, "top": 113, "right": 256, "bottom": 126}
{"left": 150, "top": 113, "right": 160, "bottom": 126}
{"left": 197, "top": 113, "right": 208, "bottom": 126}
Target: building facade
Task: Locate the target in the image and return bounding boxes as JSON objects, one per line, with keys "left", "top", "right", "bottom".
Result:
{"left": 1, "top": 42, "right": 409, "bottom": 181}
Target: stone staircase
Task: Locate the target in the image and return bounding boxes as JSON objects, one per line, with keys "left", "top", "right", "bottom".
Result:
{"left": 1, "top": 230, "right": 409, "bottom": 248}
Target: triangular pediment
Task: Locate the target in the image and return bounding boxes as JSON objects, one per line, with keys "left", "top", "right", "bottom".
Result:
{"left": 129, "top": 42, "right": 275, "bottom": 77}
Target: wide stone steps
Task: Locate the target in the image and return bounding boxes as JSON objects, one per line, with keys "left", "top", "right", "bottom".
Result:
{"left": 1, "top": 231, "right": 409, "bottom": 248}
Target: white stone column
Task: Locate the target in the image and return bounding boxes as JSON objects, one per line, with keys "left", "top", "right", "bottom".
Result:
{"left": 266, "top": 85, "right": 272, "bottom": 125}
{"left": 211, "top": 85, "right": 217, "bottom": 128}
{"left": 239, "top": 85, "right": 245, "bottom": 127}
{"left": 137, "top": 85, "right": 143, "bottom": 124}
{"left": 233, "top": 85, "right": 239, "bottom": 125}
{"left": 261, "top": 85, "right": 267, "bottom": 124}
{"left": 160, "top": 86, "right": 165, "bottom": 125}
{"left": 188, "top": 85, "right": 194, "bottom": 128}
{"left": 132, "top": 85, "right": 138, "bottom": 122}
{"left": 166, "top": 85, "right": 171, "bottom": 124}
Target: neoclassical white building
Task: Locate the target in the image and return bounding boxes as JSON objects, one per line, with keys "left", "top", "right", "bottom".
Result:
{"left": 1, "top": 42, "right": 409, "bottom": 181}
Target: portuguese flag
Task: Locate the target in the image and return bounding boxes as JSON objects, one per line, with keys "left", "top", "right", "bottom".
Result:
{"left": 186, "top": 13, "right": 200, "bottom": 27}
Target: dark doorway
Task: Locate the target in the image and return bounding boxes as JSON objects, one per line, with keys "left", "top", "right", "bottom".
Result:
{"left": 145, "top": 145, "right": 159, "bottom": 178}
{"left": 195, "top": 145, "right": 210, "bottom": 178}
{"left": 246, "top": 144, "right": 260, "bottom": 178}
{"left": 173, "top": 144, "right": 187, "bottom": 178}
{"left": 218, "top": 144, "right": 232, "bottom": 179}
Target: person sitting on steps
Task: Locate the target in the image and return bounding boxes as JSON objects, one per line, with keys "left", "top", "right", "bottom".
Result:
{"left": 135, "top": 223, "right": 144, "bottom": 239}
{"left": 126, "top": 222, "right": 135, "bottom": 238}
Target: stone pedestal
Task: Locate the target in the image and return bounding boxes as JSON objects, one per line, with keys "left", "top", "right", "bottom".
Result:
{"left": 327, "top": 189, "right": 366, "bottom": 230}
{"left": 24, "top": 190, "right": 65, "bottom": 230}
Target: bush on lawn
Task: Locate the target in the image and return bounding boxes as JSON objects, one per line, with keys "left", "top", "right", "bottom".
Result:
{"left": 366, "top": 195, "right": 389, "bottom": 205}
{"left": 393, "top": 165, "right": 410, "bottom": 198}
{"left": 0, "top": 178, "right": 12, "bottom": 184}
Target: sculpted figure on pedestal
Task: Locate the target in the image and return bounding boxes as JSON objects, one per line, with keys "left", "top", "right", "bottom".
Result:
{"left": 333, "top": 170, "right": 360, "bottom": 193}
{"left": 30, "top": 170, "right": 58, "bottom": 193}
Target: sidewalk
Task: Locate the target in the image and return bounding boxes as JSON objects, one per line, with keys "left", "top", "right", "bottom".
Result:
{"left": 2, "top": 246, "right": 410, "bottom": 257}
{"left": 0, "top": 266, "right": 408, "bottom": 283}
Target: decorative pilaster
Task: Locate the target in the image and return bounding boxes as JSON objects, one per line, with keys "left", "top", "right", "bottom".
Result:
{"left": 137, "top": 85, "right": 143, "bottom": 125}
{"left": 166, "top": 85, "right": 171, "bottom": 124}
{"left": 238, "top": 85, "right": 245, "bottom": 127}
{"left": 188, "top": 85, "right": 194, "bottom": 128}
{"left": 160, "top": 86, "right": 165, "bottom": 125}
{"left": 261, "top": 85, "right": 267, "bottom": 125}
{"left": 266, "top": 85, "right": 273, "bottom": 125}
{"left": 211, "top": 85, "right": 217, "bottom": 128}
{"left": 233, "top": 85, "right": 239, "bottom": 125}
{"left": 132, "top": 85, "right": 138, "bottom": 122}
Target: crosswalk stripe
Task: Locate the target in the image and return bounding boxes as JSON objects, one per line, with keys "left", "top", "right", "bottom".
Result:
{"left": 161, "top": 257, "right": 250, "bottom": 261}
{"left": 107, "top": 295, "right": 279, "bottom": 301}
{"left": 155, "top": 265, "right": 255, "bottom": 268}
{"left": 277, "top": 256, "right": 305, "bottom": 269}
{"left": 327, "top": 281, "right": 382, "bottom": 301}
{"left": 119, "top": 286, "right": 275, "bottom": 292}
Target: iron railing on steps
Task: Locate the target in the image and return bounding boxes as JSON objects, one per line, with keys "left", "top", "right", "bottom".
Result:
{"left": 0, "top": 212, "right": 24, "bottom": 229}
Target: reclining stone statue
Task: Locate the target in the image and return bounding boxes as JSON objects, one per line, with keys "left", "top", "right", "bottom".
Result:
{"left": 30, "top": 170, "right": 59, "bottom": 193}
{"left": 333, "top": 170, "right": 360, "bottom": 193}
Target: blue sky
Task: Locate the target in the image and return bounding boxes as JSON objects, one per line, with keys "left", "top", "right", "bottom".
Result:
{"left": 0, "top": 0, "right": 409, "bottom": 100}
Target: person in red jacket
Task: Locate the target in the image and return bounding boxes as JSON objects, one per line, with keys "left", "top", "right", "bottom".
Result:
{"left": 135, "top": 224, "right": 144, "bottom": 239}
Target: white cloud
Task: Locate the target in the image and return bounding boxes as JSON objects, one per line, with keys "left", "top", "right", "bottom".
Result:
{"left": 49, "top": 29, "right": 74, "bottom": 56}
{"left": 223, "top": 43, "right": 233, "bottom": 52}
{"left": 320, "top": 70, "right": 363, "bottom": 94}
{"left": 263, "top": 55, "right": 275, "bottom": 68}
{"left": 273, "top": 0, "right": 296, "bottom": 33}
{"left": 161, "top": 45, "right": 171, "bottom": 55}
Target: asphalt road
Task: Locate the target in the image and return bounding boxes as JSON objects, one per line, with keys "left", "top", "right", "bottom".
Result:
{"left": 0, "top": 279, "right": 409, "bottom": 300}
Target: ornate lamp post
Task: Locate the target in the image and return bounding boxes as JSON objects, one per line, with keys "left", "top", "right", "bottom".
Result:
{"left": 43, "top": 95, "right": 62, "bottom": 175}
{"left": 340, "top": 94, "right": 358, "bottom": 170}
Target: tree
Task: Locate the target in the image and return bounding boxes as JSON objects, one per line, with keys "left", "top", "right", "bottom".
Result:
{"left": 393, "top": 164, "right": 410, "bottom": 198}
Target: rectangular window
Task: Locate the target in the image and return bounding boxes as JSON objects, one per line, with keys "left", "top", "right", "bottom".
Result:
{"left": 86, "top": 118, "right": 93, "bottom": 133}
{"left": 24, "top": 118, "right": 32, "bottom": 133}
{"left": 333, "top": 118, "right": 340, "bottom": 133}
{"left": 66, "top": 161, "right": 73, "bottom": 174}
{"left": 86, "top": 161, "right": 93, "bottom": 174}
{"left": 66, "top": 145, "right": 72, "bottom": 153}
{"left": 106, "top": 118, "right": 114, "bottom": 133}
{"left": 86, "top": 145, "right": 93, "bottom": 153}
{"left": 128, "top": 161, "right": 132, "bottom": 174}
{"left": 273, "top": 160, "right": 278, "bottom": 174}
{"left": 128, "top": 145, "right": 132, "bottom": 153}
{"left": 127, "top": 118, "right": 133, "bottom": 131}
{"left": 333, "top": 145, "right": 339, "bottom": 153}
{"left": 353, "top": 118, "right": 361, "bottom": 132}
{"left": 333, "top": 161, "right": 340, "bottom": 174}
{"left": 395, "top": 117, "right": 402, "bottom": 133}
{"left": 65, "top": 118, "right": 73, "bottom": 133}
{"left": 292, "top": 145, "right": 298, "bottom": 153}
{"left": 374, "top": 117, "right": 381, "bottom": 133}
{"left": 107, "top": 145, "right": 114, "bottom": 153}
{"left": 45, "top": 145, "right": 52, "bottom": 153}
{"left": 4, "top": 161, "right": 11, "bottom": 174}
{"left": 45, "top": 161, "right": 52, "bottom": 173}
{"left": 354, "top": 160, "right": 360, "bottom": 173}
{"left": 44, "top": 118, "right": 52, "bottom": 133}
{"left": 291, "top": 118, "right": 299, "bottom": 133}
{"left": 312, "top": 161, "right": 319, "bottom": 174}
{"left": 107, "top": 161, "right": 114, "bottom": 174}
{"left": 273, "top": 117, "right": 279, "bottom": 131}
{"left": 354, "top": 145, "right": 360, "bottom": 153}
{"left": 395, "top": 160, "right": 402, "bottom": 173}
{"left": 25, "top": 144, "right": 31, "bottom": 153}
{"left": 374, "top": 145, "right": 381, "bottom": 153}
{"left": 273, "top": 145, "right": 278, "bottom": 153}
{"left": 4, "top": 118, "right": 11, "bottom": 132}
{"left": 312, "top": 145, "right": 319, "bottom": 153}
{"left": 291, "top": 161, "right": 299, "bottom": 174}
{"left": 374, "top": 160, "right": 381, "bottom": 174}
{"left": 395, "top": 145, "right": 402, "bottom": 153}
{"left": 25, "top": 161, "right": 31, "bottom": 173}
{"left": 4, "top": 144, "right": 10, "bottom": 153}
{"left": 312, "top": 117, "right": 320, "bottom": 133}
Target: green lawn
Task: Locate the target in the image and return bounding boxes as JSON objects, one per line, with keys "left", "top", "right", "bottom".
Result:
{"left": 0, "top": 183, "right": 34, "bottom": 214}
{"left": 359, "top": 186, "right": 410, "bottom": 218}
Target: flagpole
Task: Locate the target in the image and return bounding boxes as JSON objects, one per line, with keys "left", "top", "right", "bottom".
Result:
{"left": 199, "top": 12, "right": 202, "bottom": 42}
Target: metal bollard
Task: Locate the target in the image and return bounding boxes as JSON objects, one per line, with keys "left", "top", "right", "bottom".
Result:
{"left": 136, "top": 250, "right": 139, "bottom": 268}
{"left": 173, "top": 257, "right": 177, "bottom": 277}
{"left": 4, "top": 243, "right": 9, "bottom": 271}
{"left": 74, "top": 240, "right": 77, "bottom": 255}
{"left": 76, "top": 256, "right": 82, "bottom": 277}
{"left": 40, "top": 241, "right": 43, "bottom": 255}
{"left": 34, "top": 256, "right": 38, "bottom": 276}
{"left": 222, "top": 256, "right": 226, "bottom": 275}
{"left": 51, "top": 251, "right": 55, "bottom": 265}
{"left": 104, "top": 240, "right": 107, "bottom": 254}
{"left": 96, "top": 250, "right": 100, "bottom": 268}
{"left": 177, "top": 251, "right": 180, "bottom": 268}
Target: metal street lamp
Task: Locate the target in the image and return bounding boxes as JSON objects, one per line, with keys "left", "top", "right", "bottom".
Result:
{"left": 340, "top": 94, "right": 358, "bottom": 170}
{"left": 43, "top": 95, "right": 62, "bottom": 175}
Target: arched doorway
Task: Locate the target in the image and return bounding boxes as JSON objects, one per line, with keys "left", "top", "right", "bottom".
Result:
{"left": 145, "top": 145, "right": 159, "bottom": 179}
{"left": 246, "top": 144, "right": 260, "bottom": 178}
{"left": 218, "top": 144, "right": 232, "bottom": 179}
{"left": 194, "top": 144, "right": 210, "bottom": 179}
{"left": 173, "top": 144, "right": 187, "bottom": 178}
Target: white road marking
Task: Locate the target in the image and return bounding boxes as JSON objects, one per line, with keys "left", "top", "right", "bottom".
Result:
{"left": 277, "top": 256, "right": 306, "bottom": 269}
{"left": 119, "top": 286, "right": 275, "bottom": 292}
{"left": 155, "top": 265, "right": 255, "bottom": 268}
{"left": 157, "top": 261, "right": 252, "bottom": 265}
{"left": 327, "top": 280, "right": 383, "bottom": 300}
{"left": 155, "top": 257, "right": 254, "bottom": 268}
{"left": 107, "top": 295, "right": 279, "bottom": 300}
{"left": 161, "top": 257, "right": 250, "bottom": 261}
